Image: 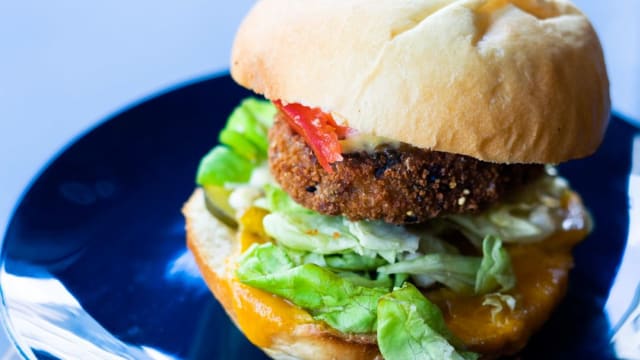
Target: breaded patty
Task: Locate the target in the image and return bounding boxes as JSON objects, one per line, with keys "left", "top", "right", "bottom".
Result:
{"left": 269, "top": 116, "right": 544, "bottom": 224}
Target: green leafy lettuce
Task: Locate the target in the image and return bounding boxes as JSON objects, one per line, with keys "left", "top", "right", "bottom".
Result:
{"left": 377, "top": 284, "right": 478, "bottom": 360}
{"left": 324, "top": 252, "right": 387, "bottom": 271}
{"left": 475, "top": 236, "right": 515, "bottom": 294}
{"left": 378, "top": 236, "right": 515, "bottom": 295}
{"left": 197, "top": 147, "right": 254, "bottom": 186}
{"left": 196, "top": 98, "right": 275, "bottom": 186}
{"left": 261, "top": 186, "right": 419, "bottom": 263}
{"left": 237, "top": 244, "right": 477, "bottom": 359}
{"left": 219, "top": 98, "right": 275, "bottom": 161}
{"left": 379, "top": 253, "right": 481, "bottom": 295}
{"left": 236, "top": 243, "right": 389, "bottom": 333}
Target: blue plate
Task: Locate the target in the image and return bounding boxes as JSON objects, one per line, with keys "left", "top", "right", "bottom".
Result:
{"left": 1, "top": 75, "right": 638, "bottom": 359}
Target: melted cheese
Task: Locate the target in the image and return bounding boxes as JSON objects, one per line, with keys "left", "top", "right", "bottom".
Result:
{"left": 230, "top": 279, "right": 315, "bottom": 347}
{"left": 238, "top": 206, "right": 271, "bottom": 252}
{"left": 232, "top": 206, "right": 319, "bottom": 347}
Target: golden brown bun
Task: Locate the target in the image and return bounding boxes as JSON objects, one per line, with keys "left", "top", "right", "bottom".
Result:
{"left": 184, "top": 188, "right": 590, "bottom": 359}
{"left": 183, "top": 189, "right": 382, "bottom": 360}
{"left": 231, "top": 0, "right": 610, "bottom": 164}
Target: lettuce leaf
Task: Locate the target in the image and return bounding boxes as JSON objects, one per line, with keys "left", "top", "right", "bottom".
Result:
{"left": 377, "top": 283, "right": 478, "bottom": 360}
{"left": 482, "top": 293, "right": 516, "bottom": 321}
{"left": 262, "top": 183, "right": 309, "bottom": 213}
{"left": 378, "top": 236, "right": 515, "bottom": 295}
{"left": 324, "top": 252, "right": 387, "bottom": 271}
{"left": 347, "top": 220, "right": 420, "bottom": 263}
{"left": 259, "top": 187, "right": 514, "bottom": 295}
{"left": 237, "top": 244, "right": 478, "bottom": 358}
{"left": 411, "top": 229, "right": 460, "bottom": 255}
{"left": 285, "top": 247, "right": 388, "bottom": 272}
{"left": 235, "top": 242, "right": 474, "bottom": 358}
{"left": 196, "top": 98, "right": 274, "bottom": 186}
{"left": 475, "top": 236, "right": 515, "bottom": 294}
{"left": 262, "top": 186, "right": 419, "bottom": 262}
{"left": 263, "top": 211, "right": 420, "bottom": 262}
{"left": 336, "top": 271, "right": 393, "bottom": 289}
{"left": 378, "top": 253, "right": 481, "bottom": 295}
{"left": 281, "top": 247, "right": 327, "bottom": 267}
{"left": 446, "top": 174, "right": 570, "bottom": 245}
{"left": 235, "top": 241, "right": 295, "bottom": 278}
{"left": 236, "top": 243, "right": 389, "bottom": 333}
{"left": 263, "top": 212, "right": 356, "bottom": 252}
{"left": 219, "top": 98, "right": 275, "bottom": 162}
{"left": 196, "top": 147, "right": 254, "bottom": 186}
{"left": 240, "top": 97, "right": 277, "bottom": 129}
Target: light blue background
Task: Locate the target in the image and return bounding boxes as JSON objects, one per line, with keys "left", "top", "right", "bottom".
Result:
{"left": 0, "top": 1, "right": 254, "bottom": 250}
{"left": 0, "top": 0, "right": 639, "bottom": 356}
{"left": 0, "top": 1, "right": 255, "bottom": 355}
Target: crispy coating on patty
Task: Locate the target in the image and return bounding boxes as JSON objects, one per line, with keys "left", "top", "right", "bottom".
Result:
{"left": 269, "top": 116, "right": 544, "bottom": 224}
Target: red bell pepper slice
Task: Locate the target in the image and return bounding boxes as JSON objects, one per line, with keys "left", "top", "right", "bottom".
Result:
{"left": 274, "top": 101, "right": 352, "bottom": 173}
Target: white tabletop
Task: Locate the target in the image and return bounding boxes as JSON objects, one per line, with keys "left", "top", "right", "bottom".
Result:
{"left": 0, "top": 1, "right": 639, "bottom": 358}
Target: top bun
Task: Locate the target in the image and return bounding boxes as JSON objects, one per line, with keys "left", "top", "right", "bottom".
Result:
{"left": 231, "top": 0, "right": 610, "bottom": 164}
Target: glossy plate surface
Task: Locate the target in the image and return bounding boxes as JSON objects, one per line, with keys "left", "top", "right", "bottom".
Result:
{"left": 1, "top": 75, "right": 638, "bottom": 359}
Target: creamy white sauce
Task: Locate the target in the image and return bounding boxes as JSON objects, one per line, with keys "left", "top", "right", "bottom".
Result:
{"left": 339, "top": 134, "right": 401, "bottom": 153}
{"left": 227, "top": 163, "right": 273, "bottom": 216}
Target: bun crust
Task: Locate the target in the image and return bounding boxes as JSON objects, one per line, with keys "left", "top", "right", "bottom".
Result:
{"left": 231, "top": 0, "right": 610, "bottom": 164}
{"left": 183, "top": 190, "right": 381, "bottom": 360}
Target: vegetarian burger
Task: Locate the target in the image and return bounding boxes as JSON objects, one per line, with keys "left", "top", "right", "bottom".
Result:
{"left": 184, "top": 0, "right": 609, "bottom": 359}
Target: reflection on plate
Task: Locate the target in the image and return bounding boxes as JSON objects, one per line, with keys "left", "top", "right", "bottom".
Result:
{"left": 1, "top": 75, "right": 638, "bottom": 359}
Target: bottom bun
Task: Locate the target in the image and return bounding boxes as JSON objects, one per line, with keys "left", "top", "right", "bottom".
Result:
{"left": 184, "top": 189, "right": 381, "bottom": 360}
{"left": 184, "top": 188, "right": 589, "bottom": 359}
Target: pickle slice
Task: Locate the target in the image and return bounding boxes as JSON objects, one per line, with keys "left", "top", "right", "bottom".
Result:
{"left": 203, "top": 185, "right": 238, "bottom": 229}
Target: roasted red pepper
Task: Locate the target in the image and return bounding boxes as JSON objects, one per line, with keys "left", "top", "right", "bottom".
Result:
{"left": 274, "top": 101, "right": 351, "bottom": 173}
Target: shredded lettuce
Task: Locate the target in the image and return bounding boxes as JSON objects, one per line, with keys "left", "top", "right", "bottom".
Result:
{"left": 378, "top": 253, "right": 481, "bottom": 295}
{"left": 262, "top": 212, "right": 419, "bottom": 263}
{"left": 263, "top": 211, "right": 356, "bottom": 252}
{"left": 475, "top": 236, "right": 515, "bottom": 294}
{"left": 379, "top": 236, "right": 515, "bottom": 295}
{"left": 260, "top": 186, "right": 514, "bottom": 295}
{"left": 262, "top": 186, "right": 419, "bottom": 263}
{"left": 324, "top": 252, "right": 387, "bottom": 271}
{"left": 347, "top": 220, "right": 420, "bottom": 263}
{"left": 284, "top": 248, "right": 388, "bottom": 272}
{"left": 482, "top": 293, "right": 517, "bottom": 322}
{"left": 446, "top": 174, "right": 570, "bottom": 246}
{"left": 377, "top": 284, "right": 478, "bottom": 360}
{"left": 412, "top": 229, "right": 460, "bottom": 255}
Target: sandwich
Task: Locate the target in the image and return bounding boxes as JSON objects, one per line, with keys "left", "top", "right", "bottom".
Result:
{"left": 183, "top": 0, "right": 610, "bottom": 359}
